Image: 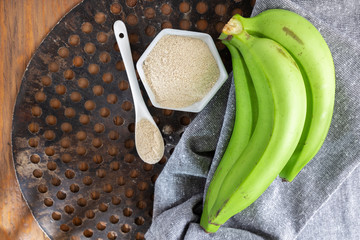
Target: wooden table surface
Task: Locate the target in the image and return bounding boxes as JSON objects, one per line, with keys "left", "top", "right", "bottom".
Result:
{"left": 0, "top": 1, "right": 82, "bottom": 239}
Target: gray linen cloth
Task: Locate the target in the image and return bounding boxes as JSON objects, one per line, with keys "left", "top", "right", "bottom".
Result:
{"left": 145, "top": 0, "right": 360, "bottom": 239}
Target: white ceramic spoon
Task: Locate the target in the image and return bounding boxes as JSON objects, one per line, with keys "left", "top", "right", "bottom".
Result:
{"left": 114, "top": 20, "right": 164, "bottom": 164}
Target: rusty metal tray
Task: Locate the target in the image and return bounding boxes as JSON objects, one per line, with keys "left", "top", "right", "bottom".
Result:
{"left": 11, "top": 0, "right": 253, "bottom": 239}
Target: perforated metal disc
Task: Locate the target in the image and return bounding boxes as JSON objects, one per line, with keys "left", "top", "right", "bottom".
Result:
{"left": 12, "top": 0, "right": 253, "bottom": 239}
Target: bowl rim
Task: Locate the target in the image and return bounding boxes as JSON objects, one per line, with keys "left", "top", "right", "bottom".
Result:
{"left": 136, "top": 28, "right": 228, "bottom": 113}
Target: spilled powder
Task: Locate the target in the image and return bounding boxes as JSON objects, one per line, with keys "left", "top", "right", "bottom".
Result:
{"left": 135, "top": 119, "right": 164, "bottom": 164}
{"left": 143, "top": 35, "right": 220, "bottom": 108}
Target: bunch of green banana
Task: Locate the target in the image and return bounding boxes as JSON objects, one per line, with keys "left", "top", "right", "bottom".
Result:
{"left": 200, "top": 9, "right": 335, "bottom": 233}
{"left": 235, "top": 10, "right": 335, "bottom": 182}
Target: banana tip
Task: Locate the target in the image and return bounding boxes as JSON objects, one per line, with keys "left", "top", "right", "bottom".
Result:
{"left": 200, "top": 225, "right": 212, "bottom": 234}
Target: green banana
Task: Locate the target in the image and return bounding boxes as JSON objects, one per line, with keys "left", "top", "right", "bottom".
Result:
{"left": 201, "top": 41, "right": 256, "bottom": 227}
{"left": 200, "top": 18, "right": 307, "bottom": 233}
{"left": 233, "top": 10, "right": 336, "bottom": 182}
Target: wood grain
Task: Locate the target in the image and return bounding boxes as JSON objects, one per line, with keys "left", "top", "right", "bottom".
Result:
{"left": 0, "top": 1, "right": 82, "bottom": 239}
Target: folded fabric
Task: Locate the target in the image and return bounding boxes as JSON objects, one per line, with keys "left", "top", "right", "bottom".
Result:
{"left": 145, "top": 0, "right": 360, "bottom": 239}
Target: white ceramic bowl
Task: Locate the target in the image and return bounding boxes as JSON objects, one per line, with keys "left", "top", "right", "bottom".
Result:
{"left": 136, "top": 29, "right": 228, "bottom": 113}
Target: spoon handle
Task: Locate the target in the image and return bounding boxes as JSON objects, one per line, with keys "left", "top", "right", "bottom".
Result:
{"left": 113, "top": 20, "right": 143, "bottom": 111}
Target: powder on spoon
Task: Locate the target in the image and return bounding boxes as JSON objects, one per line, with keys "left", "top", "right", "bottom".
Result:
{"left": 142, "top": 35, "right": 220, "bottom": 108}
{"left": 135, "top": 119, "right": 164, "bottom": 164}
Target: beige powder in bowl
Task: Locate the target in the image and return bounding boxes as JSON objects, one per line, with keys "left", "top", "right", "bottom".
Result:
{"left": 142, "top": 35, "right": 220, "bottom": 109}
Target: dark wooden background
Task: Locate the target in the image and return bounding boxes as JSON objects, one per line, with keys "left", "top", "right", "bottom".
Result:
{"left": 0, "top": 1, "right": 82, "bottom": 239}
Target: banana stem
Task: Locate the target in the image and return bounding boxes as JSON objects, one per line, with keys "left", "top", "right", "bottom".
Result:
{"left": 222, "top": 17, "right": 244, "bottom": 36}
{"left": 218, "top": 16, "right": 245, "bottom": 41}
